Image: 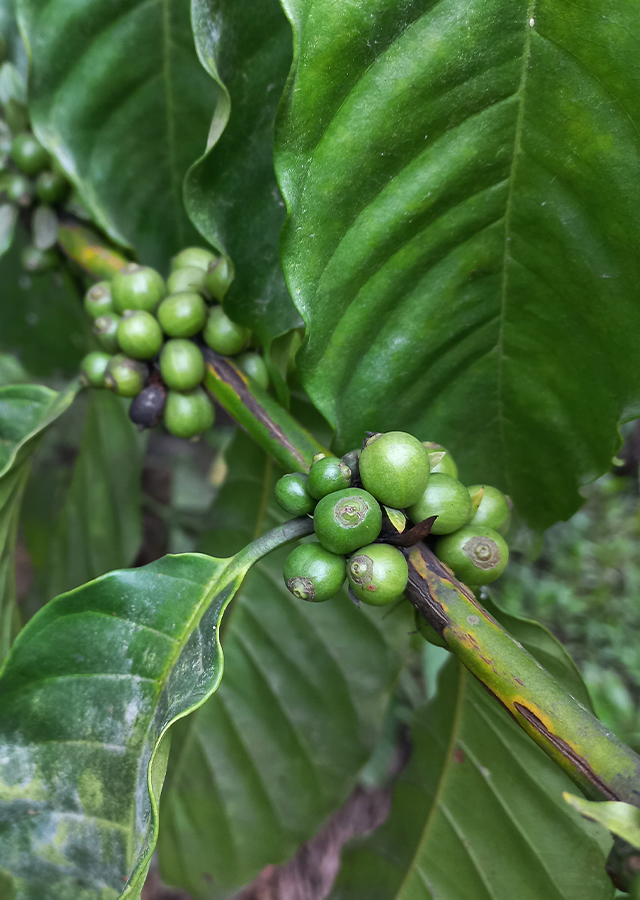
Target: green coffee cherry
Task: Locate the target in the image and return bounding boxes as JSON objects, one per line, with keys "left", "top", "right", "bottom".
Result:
{"left": 237, "top": 352, "right": 269, "bottom": 390}
{"left": 313, "top": 488, "right": 382, "bottom": 555}
{"left": 117, "top": 310, "right": 163, "bottom": 360}
{"left": 80, "top": 351, "right": 112, "bottom": 388}
{"left": 164, "top": 387, "right": 214, "bottom": 439}
{"left": 166, "top": 265, "right": 208, "bottom": 295}
{"left": 467, "top": 484, "right": 511, "bottom": 532}
{"left": 424, "top": 442, "right": 459, "bottom": 479}
{"left": 84, "top": 282, "right": 114, "bottom": 319}
{"left": 307, "top": 457, "right": 352, "bottom": 500}
{"left": 408, "top": 473, "right": 472, "bottom": 535}
{"left": 157, "top": 291, "right": 207, "bottom": 338}
{"left": 284, "top": 543, "right": 346, "bottom": 602}
{"left": 11, "top": 133, "right": 50, "bottom": 175}
{"left": 21, "top": 246, "right": 57, "bottom": 273}
{"left": 436, "top": 525, "right": 509, "bottom": 586}
{"left": 414, "top": 609, "right": 448, "bottom": 649}
{"left": 93, "top": 313, "right": 122, "bottom": 353}
{"left": 171, "top": 246, "right": 217, "bottom": 272}
{"left": 275, "top": 473, "right": 316, "bottom": 516}
{"left": 347, "top": 543, "right": 408, "bottom": 606}
{"left": 359, "top": 431, "right": 430, "bottom": 508}
{"left": 104, "top": 354, "right": 147, "bottom": 398}
{"left": 4, "top": 173, "right": 33, "bottom": 206}
{"left": 203, "top": 306, "right": 251, "bottom": 355}
{"left": 160, "top": 339, "right": 205, "bottom": 391}
{"left": 205, "top": 256, "right": 234, "bottom": 301}
{"left": 35, "top": 170, "right": 68, "bottom": 204}
{"left": 112, "top": 264, "right": 166, "bottom": 313}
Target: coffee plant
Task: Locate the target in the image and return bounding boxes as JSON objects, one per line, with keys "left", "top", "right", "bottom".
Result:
{"left": 1, "top": 0, "right": 640, "bottom": 898}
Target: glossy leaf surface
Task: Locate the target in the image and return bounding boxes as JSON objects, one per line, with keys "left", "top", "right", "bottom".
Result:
{"left": 158, "top": 432, "right": 411, "bottom": 899}
{"left": 18, "top": 0, "right": 216, "bottom": 267}
{"left": 276, "top": 0, "right": 640, "bottom": 529}
{"left": 332, "top": 657, "right": 612, "bottom": 900}
{"left": 0, "top": 382, "right": 79, "bottom": 663}
{"left": 186, "top": 0, "right": 300, "bottom": 341}
{"left": 0, "top": 514, "right": 311, "bottom": 898}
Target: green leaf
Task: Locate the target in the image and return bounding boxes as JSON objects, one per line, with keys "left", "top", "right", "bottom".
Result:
{"left": 0, "top": 0, "right": 28, "bottom": 74}
{"left": 564, "top": 794, "right": 640, "bottom": 850}
{"left": 275, "top": 0, "right": 640, "bottom": 530}
{"left": 18, "top": 0, "right": 217, "bottom": 267}
{"left": 332, "top": 660, "right": 613, "bottom": 900}
{"left": 158, "top": 432, "right": 411, "bottom": 899}
{"left": 0, "top": 514, "right": 312, "bottom": 899}
{"left": 185, "top": 0, "right": 300, "bottom": 341}
{"left": 0, "top": 381, "right": 79, "bottom": 663}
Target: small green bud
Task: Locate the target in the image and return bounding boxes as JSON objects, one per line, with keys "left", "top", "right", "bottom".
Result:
{"left": 347, "top": 543, "right": 408, "bottom": 606}
{"left": 284, "top": 543, "right": 346, "bottom": 602}
{"left": 84, "top": 282, "right": 114, "bottom": 319}
{"left": 205, "top": 255, "right": 234, "bottom": 301}
{"left": 203, "top": 306, "right": 251, "bottom": 355}
{"left": 160, "top": 339, "right": 205, "bottom": 391}
{"left": 117, "top": 310, "right": 164, "bottom": 360}
{"left": 171, "top": 246, "right": 217, "bottom": 272}
{"left": 275, "top": 473, "right": 316, "bottom": 516}
{"left": 104, "top": 354, "right": 147, "bottom": 398}
{"left": 80, "top": 351, "right": 112, "bottom": 388}
{"left": 112, "top": 264, "right": 166, "bottom": 313}
{"left": 237, "top": 351, "right": 269, "bottom": 390}
{"left": 11, "top": 133, "right": 50, "bottom": 175}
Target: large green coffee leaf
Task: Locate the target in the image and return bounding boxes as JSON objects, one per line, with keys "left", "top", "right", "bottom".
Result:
{"left": 0, "top": 515, "right": 310, "bottom": 899}
{"left": 185, "top": 0, "right": 300, "bottom": 341}
{"left": 158, "top": 432, "right": 411, "bottom": 899}
{"left": 276, "top": 0, "right": 640, "bottom": 529}
{"left": 332, "top": 660, "right": 613, "bottom": 900}
{"left": 0, "top": 382, "right": 79, "bottom": 663}
{"left": 0, "top": 0, "right": 27, "bottom": 73}
{"left": 18, "top": 0, "right": 216, "bottom": 267}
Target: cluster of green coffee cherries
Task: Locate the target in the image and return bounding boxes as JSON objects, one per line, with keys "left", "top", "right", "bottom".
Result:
{"left": 79, "top": 247, "right": 269, "bottom": 439}
{"left": 276, "top": 431, "right": 511, "bottom": 607}
{"left": 0, "top": 125, "right": 70, "bottom": 272}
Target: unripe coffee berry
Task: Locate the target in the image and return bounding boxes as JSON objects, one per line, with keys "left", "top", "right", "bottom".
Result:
{"left": 408, "top": 473, "right": 472, "bottom": 535}
{"left": 11, "top": 133, "right": 49, "bottom": 175}
{"left": 104, "top": 354, "right": 147, "bottom": 397}
{"left": 93, "top": 313, "right": 122, "bottom": 353}
{"left": 414, "top": 609, "right": 448, "bottom": 649}
{"left": 171, "top": 246, "right": 217, "bottom": 272}
{"left": 313, "top": 488, "right": 382, "bottom": 555}
{"left": 347, "top": 543, "right": 408, "bottom": 606}
{"left": 307, "top": 457, "right": 352, "bottom": 500}
{"left": 84, "top": 282, "right": 114, "bottom": 319}
{"left": 157, "top": 291, "right": 207, "bottom": 337}
{"left": 129, "top": 384, "right": 167, "bottom": 429}
{"left": 284, "top": 543, "right": 346, "bottom": 602}
{"left": 359, "top": 431, "right": 430, "bottom": 508}
{"left": 117, "top": 310, "right": 163, "bottom": 360}
{"left": 237, "top": 352, "right": 269, "bottom": 390}
{"left": 423, "top": 442, "right": 459, "bottom": 479}
{"left": 164, "top": 387, "right": 214, "bottom": 439}
{"left": 436, "top": 525, "right": 509, "bottom": 585}
{"left": 36, "top": 170, "right": 68, "bottom": 204}
{"left": 5, "top": 173, "right": 33, "bottom": 206}
{"left": 467, "top": 484, "right": 511, "bottom": 532}
{"left": 112, "top": 264, "right": 166, "bottom": 313}
{"left": 160, "top": 339, "right": 205, "bottom": 391}
{"left": 203, "top": 306, "right": 251, "bottom": 355}
{"left": 80, "top": 351, "right": 112, "bottom": 388}
{"left": 275, "top": 473, "right": 316, "bottom": 516}
{"left": 205, "top": 256, "right": 233, "bottom": 300}
{"left": 166, "top": 265, "right": 208, "bottom": 296}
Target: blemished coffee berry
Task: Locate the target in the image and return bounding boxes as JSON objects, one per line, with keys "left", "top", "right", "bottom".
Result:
{"left": 160, "top": 339, "right": 205, "bottom": 391}
{"left": 423, "top": 441, "right": 459, "bottom": 479}
{"left": 104, "top": 354, "right": 147, "bottom": 398}
{"left": 117, "top": 310, "right": 163, "bottom": 360}
{"left": 93, "top": 313, "right": 122, "bottom": 353}
{"left": 347, "top": 543, "right": 408, "bottom": 606}
{"left": 408, "top": 473, "right": 472, "bottom": 535}
{"left": 129, "top": 384, "right": 167, "bottom": 429}
{"left": 205, "top": 256, "right": 234, "bottom": 300}
{"left": 157, "top": 291, "right": 207, "bottom": 338}
{"left": 237, "top": 352, "right": 269, "bottom": 390}
{"left": 284, "top": 543, "right": 346, "bottom": 602}
{"left": 171, "top": 246, "right": 217, "bottom": 272}
{"left": 112, "top": 264, "right": 166, "bottom": 313}
{"left": 436, "top": 524, "right": 509, "bottom": 586}
{"left": 313, "top": 488, "right": 382, "bottom": 555}
{"left": 359, "top": 431, "right": 430, "bottom": 508}
{"left": 307, "top": 457, "right": 352, "bottom": 500}
{"left": 80, "top": 351, "right": 112, "bottom": 388}
{"left": 164, "top": 387, "right": 214, "bottom": 439}
{"left": 166, "top": 265, "right": 208, "bottom": 296}
{"left": 11, "top": 133, "right": 50, "bottom": 175}
{"left": 35, "top": 169, "right": 68, "bottom": 204}
{"left": 21, "top": 246, "right": 57, "bottom": 274}
{"left": 5, "top": 173, "right": 33, "bottom": 206}
{"left": 275, "top": 473, "right": 316, "bottom": 516}
{"left": 84, "top": 282, "right": 114, "bottom": 319}
{"left": 414, "top": 609, "right": 448, "bottom": 649}
{"left": 467, "top": 484, "right": 511, "bottom": 532}
{"left": 203, "top": 306, "right": 251, "bottom": 355}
